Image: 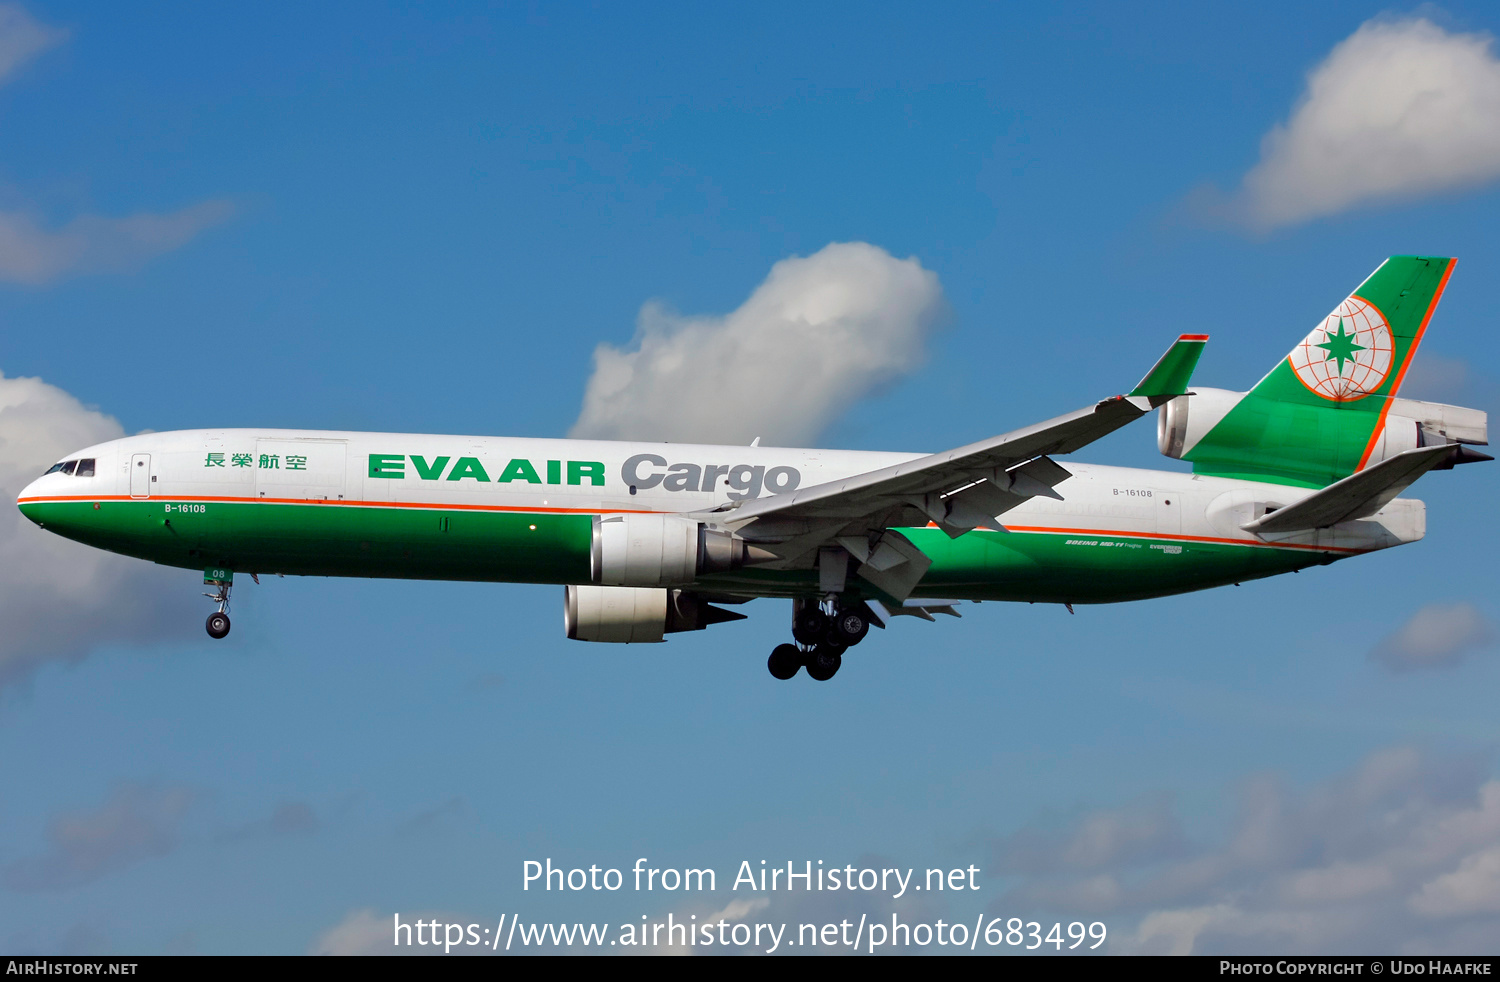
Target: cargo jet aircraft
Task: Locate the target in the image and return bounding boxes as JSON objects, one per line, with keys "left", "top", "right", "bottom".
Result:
{"left": 17, "top": 257, "right": 1489, "bottom": 680}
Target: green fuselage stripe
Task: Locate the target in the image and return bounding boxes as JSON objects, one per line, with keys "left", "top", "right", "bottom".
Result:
{"left": 19, "top": 497, "right": 1330, "bottom": 605}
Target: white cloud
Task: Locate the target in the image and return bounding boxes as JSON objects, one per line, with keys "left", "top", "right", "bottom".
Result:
{"left": 989, "top": 746, "right": 1500, "bottom": 954}
{"left": 1222, "top": 17, "right": 1500, "bottom": 229}
{"left": 0, "top": 3, "right": 65, "bottom": 84}
{"left": 1369, "top": 602, "right": 1495, "bottom": 672}
{"left": 643, "top": 897, "right": 770, "bottom": 956}
{"left": 310, "top": 909, "right": 391, "bottom": 956}
{"left": 1134, "top": 904, "right": 1238, "bottom": 957}
{"left": 570, "top": 242, "right": 944, "bottom": 447}
{"left": 991, "top": 793, "right": 1185, "bottom": 876}
{"left": 644, "top": 853, "right": 946, "bottom": 955}
{"left": 309, "top": 909, "right": 491, "bottom": 956}
{"left": 1409, "top": 843, "right": 1500, "bottom": 918}
{"left": 0, "top": 201, "right": 235, "bottom": 285}
{"left": 0, "top": 371, "right": 196, "bottom": 689}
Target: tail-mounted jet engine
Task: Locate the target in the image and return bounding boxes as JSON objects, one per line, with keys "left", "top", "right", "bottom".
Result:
{"left": 590, "top": 513, "right": 775, "bottom": 587}
{"left": 564, "top": 585, "right": 747, "bottom": 643}
{"left": 1158, "top": 391, "right": 1489, "bottom": 467}
{"left": 1156, "top": 388, "right": 1245, "bottom": 459}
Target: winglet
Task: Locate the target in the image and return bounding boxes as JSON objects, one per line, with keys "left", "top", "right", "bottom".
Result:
{"left": 1129, "top": 334, "right": 1208, "bottom": 405}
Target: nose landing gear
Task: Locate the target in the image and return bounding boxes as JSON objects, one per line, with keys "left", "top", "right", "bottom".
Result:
{"left": 768, "top": 598, "right": 873, "bottom": 681}
{"left": 203, "top": 569, "right": 233, "bottom": 639}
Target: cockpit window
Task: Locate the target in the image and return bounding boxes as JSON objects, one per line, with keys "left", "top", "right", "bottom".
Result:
{"left": 76, "top": 458, "right": 96, "bottom": 477}
{"left": 44, "top": 462, "right": 66, "bottom": 475}
{"left": 59, "top": 460, "right": 77, "bottom": 475}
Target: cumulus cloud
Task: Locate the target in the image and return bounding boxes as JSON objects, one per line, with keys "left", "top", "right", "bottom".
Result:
{"left": 570, "top": 242, "right": 944, "bottom": 447}
{"left": 0, "top": 371, "right": 196, "bottom": 689}
{"left": 0, "top": 201, "right": 235, "bottom": 285}
{"left": 310, "top": 909, "right": 392, "bottom": 956}
{"left": 313, "top": 853, "right": 946, "bottom": 957}
{"left": 988, "top": 746, "right": 1500, "bottom": 955}
{"left": 1210, "top": 17, "right": 1500, "bottom": 229}
{"left": 991, "top": 793, "right": 1186, "bottom": 877}
{"left": 0, "top": 3, "right": 65, "bottom": 84}
{"left": 1409, "top": 844, "right": 1500, "bottom": 918}
{"left": 3, "top": 784, "right": 194, "bottom": 891}
{"left": 1369, "top": 602, "right": 1495, "bottom": 672}
{"left": 643, "top": 853, "right": 946, "bottom": 955}
{"left": 309, "top": 899, "right": 780, "bottom": 957}
{"left": 310, "top": 909, "right": 486, "bottom": 956}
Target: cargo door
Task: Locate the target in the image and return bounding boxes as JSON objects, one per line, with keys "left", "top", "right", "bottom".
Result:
{"left": 253, "top": 440, "right": 348, "bottom": 500}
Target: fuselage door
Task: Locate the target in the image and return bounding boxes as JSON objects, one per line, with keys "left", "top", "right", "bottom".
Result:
{"left": 129, "top": 453, "right": 152, "bottom": 498}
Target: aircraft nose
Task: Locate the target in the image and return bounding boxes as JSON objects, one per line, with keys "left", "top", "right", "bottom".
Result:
{"left": 17, "top": 477, "right": 45, "bottom": 524}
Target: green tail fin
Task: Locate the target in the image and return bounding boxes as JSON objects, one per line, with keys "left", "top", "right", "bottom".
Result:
{"left": 1184, "top": 256, "right": 1456, "bottom": 487}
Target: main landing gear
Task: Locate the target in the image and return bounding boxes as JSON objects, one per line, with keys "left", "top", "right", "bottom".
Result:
{"left": 767, "top": 598, "right": 873, "bottom": 681}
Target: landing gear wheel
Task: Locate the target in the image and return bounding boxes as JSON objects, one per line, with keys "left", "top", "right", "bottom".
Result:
{"left": 206, "top": 612, "right": 231, "bottom": 639}
{"left": 805, "top": 645, "right": 842, "bottom": 681}
{"left": 829, "top": 609, "right": 870, "bottom": 647}
{"left": 768, "top": 643, "right": 802, "bottom": 680}
{"left": 792, "top": 608, "right": 829, "bottom": 645}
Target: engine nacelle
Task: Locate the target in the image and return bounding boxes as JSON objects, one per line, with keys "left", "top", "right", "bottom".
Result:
{"left": 565, "top": 585, "right": 670, "bottom": 643}
{"left": 591, "top": 513, "right": 768, "bottom": 587}
{"left": 1365, "top": 398, "right": 1489, "bottom": 467}
{"left": 564, "top": 585, "right": 744, "bottom": 643}
{"left": 1157, "top": 387, "right": 1245, "bottom": 459}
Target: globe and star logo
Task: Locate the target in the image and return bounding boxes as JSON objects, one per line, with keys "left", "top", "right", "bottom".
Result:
{"left": 1287, "top": 296, "right": 1394, "bottom": 400}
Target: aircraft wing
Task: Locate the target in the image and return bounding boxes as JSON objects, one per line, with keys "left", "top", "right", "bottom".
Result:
{"left": 705, "top": 335, "right": 1206, "bottom": 597}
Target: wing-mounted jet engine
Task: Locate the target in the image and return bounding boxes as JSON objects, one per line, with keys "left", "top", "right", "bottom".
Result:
{"left": 589, "top": 513, "right": 777, "bottom": 587}
{"left": 564, "top": 585, "right": 747, "bottom": 643}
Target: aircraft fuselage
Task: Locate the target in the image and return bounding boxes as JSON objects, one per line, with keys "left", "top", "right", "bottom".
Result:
{"left": 17, "top": 428, "right": 1421, "bottom": 606}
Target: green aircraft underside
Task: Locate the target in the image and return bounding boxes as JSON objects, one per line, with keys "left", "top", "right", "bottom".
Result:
{"left": 23, "top": 498, "right": 1316, "bottom": 605}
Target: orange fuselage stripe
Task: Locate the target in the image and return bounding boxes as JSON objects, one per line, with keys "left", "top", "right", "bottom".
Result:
{"left": 17, "top": 493, "right": 659, "bottom": 515}
{"left": 1001, "top": 524, "right": 1363, "bottom": 554}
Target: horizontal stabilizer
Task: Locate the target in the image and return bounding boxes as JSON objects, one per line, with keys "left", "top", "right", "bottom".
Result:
{"left": 1431, "top": 444, "right": 1493, "bottom": 470}
{"left": 1242, "top": 444, "right": 1459, "bottom": 533}
{"left": 1129, "top": 334, "right": 1208, "bottom": 405}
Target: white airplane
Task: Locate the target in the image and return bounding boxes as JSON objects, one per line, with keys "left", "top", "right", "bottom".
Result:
{"left": 16, "top": 257, "right": 1489, "bottom": 680}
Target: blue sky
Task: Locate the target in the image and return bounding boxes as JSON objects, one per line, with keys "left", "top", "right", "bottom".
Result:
{"left": 2, "top": 0, "right": 1499, "bottom": 955}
